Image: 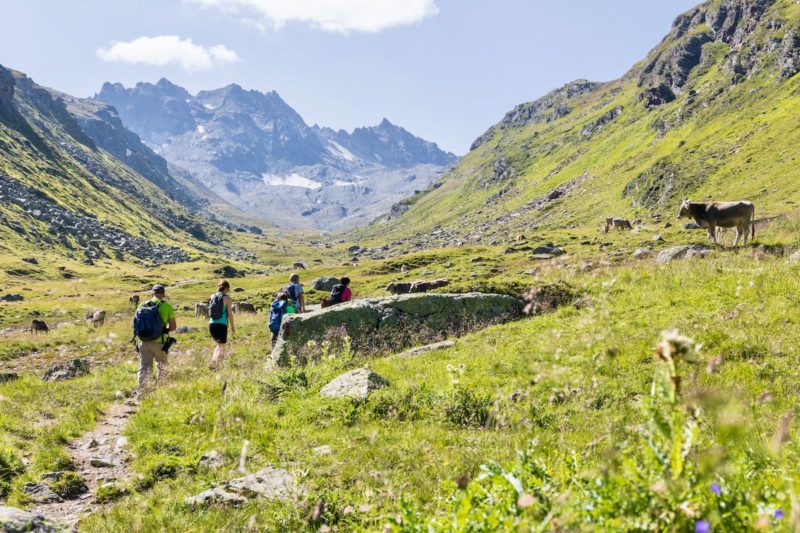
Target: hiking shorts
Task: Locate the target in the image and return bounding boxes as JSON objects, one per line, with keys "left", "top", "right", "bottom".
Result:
{"left": 209, "top": 323, "right": 228, "bottom": 344}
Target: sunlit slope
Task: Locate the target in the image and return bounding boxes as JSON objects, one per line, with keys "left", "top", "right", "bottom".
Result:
{"left": 361, "top": 0, "right": 800, "bottom": 248}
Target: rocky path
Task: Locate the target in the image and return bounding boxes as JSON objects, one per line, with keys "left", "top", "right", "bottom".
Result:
{"left": 28, "top": 401, "right": 137, "bottom": 528}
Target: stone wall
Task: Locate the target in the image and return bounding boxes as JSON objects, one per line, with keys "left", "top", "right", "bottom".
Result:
{"left": 270, "top": 292, "right": 525, "bottom": 366}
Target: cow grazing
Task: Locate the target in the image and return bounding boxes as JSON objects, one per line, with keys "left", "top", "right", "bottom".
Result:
{"left": 129, "top": 294, "right": 140, "bottom": 307}
{"left": 293, "top": 262, "right": 306, "bottom": 270}
{"left": 604, "top": 218, "right": 633, "bottom": 233}
{"left": 30, "top": 319, "right": 49, "bottom": 334}
{"left": 86, "top": 310, "right": 106, "bottom": 327}
{"left": 232, "top": 302, "right": 257, "bottom": 314}
{"left": 195, "top": 303, "right": 209, "bottom": 319}
{"left": 678, "top": 200, "right": 755, "bottom": 247}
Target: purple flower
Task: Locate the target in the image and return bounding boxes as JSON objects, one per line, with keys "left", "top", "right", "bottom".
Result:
{"left": 695, "top": 520, "right": 711, "bottom": 533}
{"left": 775, "top": 509, "right": 784, "bottom": 520}
{"left": 710, "top": 482, "right": 721, "bottom": 495}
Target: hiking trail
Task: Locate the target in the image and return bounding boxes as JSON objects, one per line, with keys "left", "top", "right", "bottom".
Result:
{"left": 30, "top": 401, "right": 138, "bottom": 527}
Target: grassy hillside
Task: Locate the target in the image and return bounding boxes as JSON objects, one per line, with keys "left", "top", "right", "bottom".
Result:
{"left": 357, "top": 0, "right": 800, "bottom": 252}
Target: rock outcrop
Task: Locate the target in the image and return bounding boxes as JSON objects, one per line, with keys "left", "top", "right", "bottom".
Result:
{"left": 0, "top": 506, "right": 69, "bottom": 532}
{"left": 270, "top": 293, "right": 525, "bottom": 366}
{"left": 311, "top": 277, "right": 340, "bottom": 291}
{"left": 43, "top": 359, "right": 90, "bottom": 382}
{"left": 184, "top": 467, "right": 296, "bottom": 509}
{"left": 319, "top": 368, "right": 389, "bottom": 400}
{"left": 655, "top": 245, "right": 712, "bottom": 264}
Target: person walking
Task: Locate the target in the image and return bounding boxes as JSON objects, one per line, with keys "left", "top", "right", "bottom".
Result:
{"left": 208, "top": 279, "right": 235, "bottom": 371}
{"left": 133, "top": 284, "right": 176, "bottom": 395}
{"left": 283, "top": 273, "right": 306, "bottom": 313}
{"left": 269, "top": 291, "right": 289, "bottom": 347}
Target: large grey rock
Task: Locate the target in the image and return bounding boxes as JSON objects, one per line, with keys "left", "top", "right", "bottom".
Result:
{"left": 320, "top": 368, "right": 388, "bottom": 400}
{"left": 655, "top": 245, "right": 711, "bottom": 265}
{"left": 22, "top": 482, "right": 63, "bottom": 504}
{"left": 184, "top": 467, "right": 295, "bottom": 509}
{"left": 0, "top": 506, "right": 70, "bottom": 532}
{"left": 43, "top": 359, "right": 90, "bottom": 382}
{"left": 184, "top": 487, "right": 247, "bottom": 508}
{"left": 311, "top": 277, "right": 340, "bottom": 291}
{"left": 226, "top": 467, "right": 294, "bottom": 500}
{"left": 270, "top": 293, "right": 524, "bottom": 366}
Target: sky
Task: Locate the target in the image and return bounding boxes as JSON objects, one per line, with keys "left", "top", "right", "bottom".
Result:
{"left": 0, "top": 0, "right": 700, "bottom": 154}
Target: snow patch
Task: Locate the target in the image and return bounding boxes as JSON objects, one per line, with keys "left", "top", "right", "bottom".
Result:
{"left": 263, "top": 173, "right": 322, "bottom": 190}
{"left": 327, "top": 141, "right": 357, "bottom": 162}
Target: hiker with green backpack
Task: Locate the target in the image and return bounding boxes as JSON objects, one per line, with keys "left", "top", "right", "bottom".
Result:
{"left": 132, "top": 284, "right": 177, "bottom": 395}
{"left": 208, "top": 279, "right": 235, "bottom": 371}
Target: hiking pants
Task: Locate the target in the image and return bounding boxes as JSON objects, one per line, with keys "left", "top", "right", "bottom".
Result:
{"left": 138, "top": 340, "right": 169, "bottom": 389}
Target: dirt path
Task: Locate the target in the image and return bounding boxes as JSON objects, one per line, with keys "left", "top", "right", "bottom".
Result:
{"left": 30, "top": 401, "right": 137, "bottom": 527}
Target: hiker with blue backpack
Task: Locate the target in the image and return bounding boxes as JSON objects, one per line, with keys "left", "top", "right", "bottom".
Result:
{"left": 269, "top": 291, "right": 289, "bottom": 347}
{"left": 208, "top": 279, "right": 236, "bottom": 371}
{"left": 132, "top": 284, "right": 177, "bottom": 395}
{"left": 283, "top": 273, "right": 305, "bottom": 313}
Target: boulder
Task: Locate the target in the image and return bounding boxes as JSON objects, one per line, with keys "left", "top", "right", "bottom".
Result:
{"left": 184, "top": 487, "right": 247, "bottom": 508}
{"left": 531, "top": 244, "right": 565, "bottom": 256}
{"left": 43, "top": 359, "right": 90, "bottom": 382}
{"left": 271, "top": 293, "right": 524, "bottom": 366}
{"left": 386, "top": 279, "right": 449, "bottom": 295}
{"left": 226, "top": 467, "right": 295, "bottom": 500}
{"left": 214, "top": 265, "right": 245, "bottom": 278}
{"left": 655, "top": 245, "right": 711, "bottom": 265}
{"left": 0, "top": 506, "right": 70, "bottom": 532}
{"left": 0, "top": 294, "right": 23, "bottom": 302}
{"left": 311, "top": 277, "right": 340, "bottom": 292}
{"left": 633, "top": 248, "right": 654, "bottom": 260}
{"left": 22, "top": 257, "right": 38, "bottom": 265}
{"left": 319, "top": 368, "right": 389, "bottom": 400}
{"left": 184, "top": 467, "right": 295, "bottom": 509}
{"left": 22, "top": 482, "right": 63, "bottom": 503}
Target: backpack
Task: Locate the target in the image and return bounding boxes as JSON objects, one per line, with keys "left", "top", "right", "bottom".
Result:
{"left": 282, "top": 283, "right": 298, "bottom": 303}
{"left": 269, "top": 301, "right": 286, "bottom": 333}
{"left": 133, "top": 300, "right": 165, "bottom": 341}
{"left": 330, "top": 284, "right": 346, "bottom": 305}
{"left": 209, "top": 292, "right": 225, "bottom": 320}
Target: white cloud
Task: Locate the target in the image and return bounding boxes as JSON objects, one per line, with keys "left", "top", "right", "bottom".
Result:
{"left": 96, "top": 36, "right": 240, "bottom": 71}
{"left": 187, "top": 0, "right": 439, "bottom": 33}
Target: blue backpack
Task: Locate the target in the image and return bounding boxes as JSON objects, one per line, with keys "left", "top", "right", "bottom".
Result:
{"left": 133, "top": 300, "right": 165, "bottom": 341}
{"left": 269, "top": 301, "right": 286, "bottom": 334}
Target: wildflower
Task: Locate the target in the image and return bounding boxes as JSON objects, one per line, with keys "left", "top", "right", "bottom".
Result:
{"left": 517, "top": 494, "right": 536, "bottom": 508}
{"left": 775, "top": 508, "right": 784, "bottom": 520}
{"left": 710, "top": 482, "right": 721, "bottom": 495}
{"left": 695, "top": 520, "right": 711, "bottom": 533}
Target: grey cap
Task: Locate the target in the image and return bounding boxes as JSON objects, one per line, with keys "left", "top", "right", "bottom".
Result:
{"left": 152, "top": 284, "right": 166, "bottom": 294}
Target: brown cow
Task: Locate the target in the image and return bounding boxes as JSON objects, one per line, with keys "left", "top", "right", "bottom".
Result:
{"left": 293, "top": 262, "right": 306, "bottom": 270}
{"left": 604, "top": 218, "right": 633, "bottom": 233}
{"left": 86, "top": 310, "right": 106, "bottom": 327}
{"left": 678, "top": 200, "right": 755, "bottom": 247}
{"left": 129, "top": 294, "right": 140, "bottom": 307}
{"left": 31, "top": 319, "right": 49, "bottom": 334}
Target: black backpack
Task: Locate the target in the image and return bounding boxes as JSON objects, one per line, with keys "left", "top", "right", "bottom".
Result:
{"left": 330, "top": 284, "right": 345, "bottom": 304}
{"left": 209, "top": 292, "right": 225, "bottom": 320}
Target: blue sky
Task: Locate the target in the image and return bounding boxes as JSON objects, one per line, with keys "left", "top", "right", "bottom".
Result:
{"left": 0, "top": 0, "right": 700, "bottom": 154}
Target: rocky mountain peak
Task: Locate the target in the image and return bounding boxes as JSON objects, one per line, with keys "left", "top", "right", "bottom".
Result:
{"left": 470, "top": 79, "right": 603, "bottom": 151}
{"left": 0, "top": 65, "right": 15, "bottom": 108}
{"left": 639, "top": 0, "right": 798, "bottom": 106}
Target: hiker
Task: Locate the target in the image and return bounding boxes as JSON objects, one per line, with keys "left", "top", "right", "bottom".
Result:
{"left": 283, "top": 273, "right": 305, "bottom": 313}
{"left": 208, "top": 280, "right": 236, "bottom": 371}
{"left": 133, "top": 284, "right": 176, "bottom": 395}
{"left": 269, "top": 292, "right": 289, "bottom": 347}
{"left": 328, "top": 277, "right": 353, "bottom": 306}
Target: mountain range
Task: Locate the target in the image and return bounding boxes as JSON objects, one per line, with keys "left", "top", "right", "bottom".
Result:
{"left": 94, "top": 80, "right": 457, "bottom": 231}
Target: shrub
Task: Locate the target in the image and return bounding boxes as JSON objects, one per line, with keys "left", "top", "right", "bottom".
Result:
{"left": 49, "top": 471, "right": 87, "bottom": 498}
{"left": 439, "top": 386, "right": 493, "bottom": 428}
